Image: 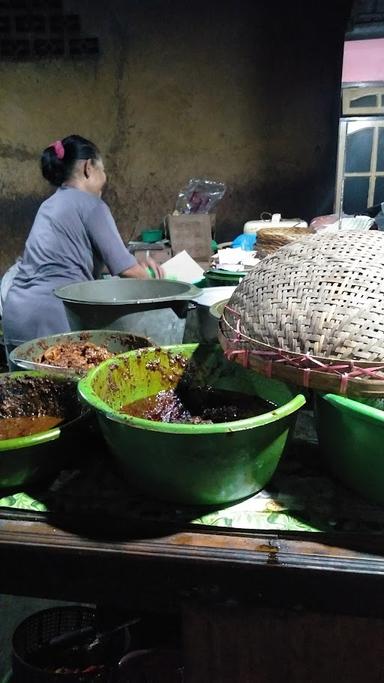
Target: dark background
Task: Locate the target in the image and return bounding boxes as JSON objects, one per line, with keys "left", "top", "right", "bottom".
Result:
{"left": 0, "top": 0, "right": 352, "bottom": 270}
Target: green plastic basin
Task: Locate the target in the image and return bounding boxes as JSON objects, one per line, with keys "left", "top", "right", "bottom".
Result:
{"left": 78, "top": 344, "right": 305, "bottom": 505}
{"left": 0, "top": 372, "right": 90, "bottom": 490}
{"left": 315, "top": 393, "right": 384, "bottom": 505}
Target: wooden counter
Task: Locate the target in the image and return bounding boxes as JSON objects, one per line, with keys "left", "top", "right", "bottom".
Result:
{"left": 0, "top": 506, "right": 384, "bottom": 611}
{"left": 1, "top": 416, "right": 384, "bottom": 681}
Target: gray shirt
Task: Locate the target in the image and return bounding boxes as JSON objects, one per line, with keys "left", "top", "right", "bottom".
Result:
{"left": 2, "top": 186, "right": 136, "bottom": 346}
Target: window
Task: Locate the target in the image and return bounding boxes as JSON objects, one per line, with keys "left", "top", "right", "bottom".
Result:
{"left": 342, "top": 86, "right": 384, "bottom": 115}
{"left": 335, "top": 118, "right": 384, "bottom": 214}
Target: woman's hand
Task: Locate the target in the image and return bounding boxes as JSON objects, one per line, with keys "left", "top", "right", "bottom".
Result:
{"left": 120, "top": 255, "right": 164, "bottom": 280}
{"left": 143, "top": 254, "right": 164, "bottom": 279}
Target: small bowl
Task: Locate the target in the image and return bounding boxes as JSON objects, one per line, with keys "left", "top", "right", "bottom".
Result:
{"left": 141, "top": 228, "right": 164, "bottom": 243}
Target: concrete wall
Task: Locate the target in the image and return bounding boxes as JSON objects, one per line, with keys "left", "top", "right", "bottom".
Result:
{"left": 0, "top": 0, "right": 351, "bottom": 273}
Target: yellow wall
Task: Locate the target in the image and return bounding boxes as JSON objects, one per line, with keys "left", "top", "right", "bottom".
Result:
{"left": 0, "top": 0, "right": 351, "bottom": 272}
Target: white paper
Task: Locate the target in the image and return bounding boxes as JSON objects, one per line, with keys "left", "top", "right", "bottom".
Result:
{"left": 213, "top": 248, "right": 259, "bottom": 270}
{"left": 162, "top": 250, "right": 205, "bottom": 284}
{"left": 241, "top": 252, "right": 260, "bottom": 267}
{"left": 217, "top": 247, "right": 244, "bottom": 265}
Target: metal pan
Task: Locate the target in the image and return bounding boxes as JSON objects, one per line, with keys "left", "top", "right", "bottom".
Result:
{"left": 10, "top": 329, "right": 151, "bottom": 377}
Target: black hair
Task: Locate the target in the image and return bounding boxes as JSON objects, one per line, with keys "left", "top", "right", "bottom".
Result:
{"left": 41, "top": 134, "right": 100, "bottom": 187}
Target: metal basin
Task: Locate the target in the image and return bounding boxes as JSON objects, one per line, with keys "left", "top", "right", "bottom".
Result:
{"left": 9, "top": 329, "right": 151, "bottom": 376}
{"left": 55, "top": 279, "right": 200, "bottom": 346}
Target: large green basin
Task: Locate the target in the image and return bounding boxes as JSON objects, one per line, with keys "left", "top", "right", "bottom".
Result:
{"left": 78, "top": 345, "right": 305, "bottom": 505}
{"left": 315, "top": 393, "right": 384, "bottom": 505}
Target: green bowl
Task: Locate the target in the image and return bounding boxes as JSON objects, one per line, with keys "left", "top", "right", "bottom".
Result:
{"left": 78, "top": 344, "right": 305, "bottom": 505}
{"left": 204, "top": 269, "right": 247, "bottom": 287}
{"left": 315, "top": 393, "right": 384, "bottom": 504}
{"left": 209, "top": 299, "right": 228, "bottom": 321}
{"left": 141, "top": 228, "right": 164, "bottom": 243}
{"left": 0, "top": 372, "right": 90, "bottom": 490}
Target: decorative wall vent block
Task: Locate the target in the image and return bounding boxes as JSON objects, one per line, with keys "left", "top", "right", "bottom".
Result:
{"left": 0, "top": 0, "right": 98, "bottom": 60}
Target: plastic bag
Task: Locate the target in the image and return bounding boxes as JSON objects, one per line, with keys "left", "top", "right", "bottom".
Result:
{"left": 232, "top": 234, "right": 257, "bottom": 251}
{"left": 310, "top": 213, "right": 375, "bottom": 233}
{"left": 175, "top": 178, "right": 226, "bottom": 214}
{"left": 309, "top": 213, "right": 342, "bottom": 231}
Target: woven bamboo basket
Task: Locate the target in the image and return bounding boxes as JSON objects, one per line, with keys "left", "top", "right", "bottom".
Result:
{"left": 218, "top": 231, "right": 384, "bottom": 396}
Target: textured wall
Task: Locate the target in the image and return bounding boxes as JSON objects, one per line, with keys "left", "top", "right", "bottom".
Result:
{"left": 0, "top": 0, "right": 351, "bottom": 273}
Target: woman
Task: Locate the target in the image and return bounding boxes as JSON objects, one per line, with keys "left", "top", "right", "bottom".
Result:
{"left": 2, "top": 134, "right": 162, "bottom": 353}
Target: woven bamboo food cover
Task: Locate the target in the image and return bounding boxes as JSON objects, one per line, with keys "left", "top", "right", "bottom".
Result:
{"left": 255, "top": 226, "right": 314, "bottom": 258}
{"left": 219, "top": 231, "right": 384, "bottom": 396}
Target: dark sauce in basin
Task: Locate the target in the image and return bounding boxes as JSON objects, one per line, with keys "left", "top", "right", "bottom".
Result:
{"left": 121, "top": 388, "right": 276, "bottom": 424}
{"left": 0, "top": 415, "right": 63, "bottom": 440}
{"left": 0, "top": 376, "right": 82, "bottom": 440}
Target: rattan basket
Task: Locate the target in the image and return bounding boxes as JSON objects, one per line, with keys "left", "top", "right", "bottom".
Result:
{"left": 219, "top": 231, "right": 384, "bottom": 396}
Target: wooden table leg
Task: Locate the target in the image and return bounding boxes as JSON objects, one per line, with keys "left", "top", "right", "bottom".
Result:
{"left": 183, "top": 602, "right": 384, "bottom": 683}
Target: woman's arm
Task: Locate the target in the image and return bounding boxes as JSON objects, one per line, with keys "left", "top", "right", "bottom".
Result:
{"left": 86, "top": 202, "right": 163, "bottom": 278}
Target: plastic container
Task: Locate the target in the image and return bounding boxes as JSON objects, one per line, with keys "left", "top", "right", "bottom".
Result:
{"left": 12, "top": 608, "right": 182, "bottom": 683}
{"left": 54, "top": 279, "right": 199, "bottom": 346}
{"left": 191, "top": 287, "right": 236, "bottom": 343}
{"left": 190, "top": 298, "right": 229, "bottom": 344}
{"left": 315, "top": 393, "right": 384, "bottom": 505}
{"left": 141, "top": 228, "right": 164, "bottom": 243}
{"left": 204, "top": 269, "right": 246, "bottom": 287}
{"left": 244, "top": 213, "right": 308, "bottom": 234}
{"left": 78, "top": 344, "right": 305, "bottom": 505}
{"left": 0, "top": 372, "right": 90, "bottom": 490}
{"left": 12, "top": 606, "right": 101, "bottom": 682}
{"left": 209, "top": 299, "right": 227, "bottom": 323}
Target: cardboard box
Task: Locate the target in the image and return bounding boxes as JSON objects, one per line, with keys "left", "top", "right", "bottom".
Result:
{"left": 166, "top": 214, "right": 215, "bottom": 262}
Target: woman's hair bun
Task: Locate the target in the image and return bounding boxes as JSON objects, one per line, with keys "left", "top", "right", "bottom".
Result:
{"left": 41, "top": 146, "right": 66, "bottom": 186}
{"left": 40, "top": 134, "right": 100, "bottom": 187}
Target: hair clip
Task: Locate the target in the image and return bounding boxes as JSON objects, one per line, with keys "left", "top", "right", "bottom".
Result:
{"left": 50, "top": 140, "right": 65, "bottom": 160}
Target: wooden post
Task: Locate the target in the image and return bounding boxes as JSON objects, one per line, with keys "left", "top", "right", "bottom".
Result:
{"left": 183, "top": 603, "right": 384, "bottom": 682}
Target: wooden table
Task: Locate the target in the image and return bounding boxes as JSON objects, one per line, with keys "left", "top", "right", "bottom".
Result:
{"left": 1, "top": 505, "right": 384, "bottom": 681}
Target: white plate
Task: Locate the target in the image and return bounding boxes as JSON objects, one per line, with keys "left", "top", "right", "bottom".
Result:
{"left": 191, "top": 286, "right": 236, "bottom": 307}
